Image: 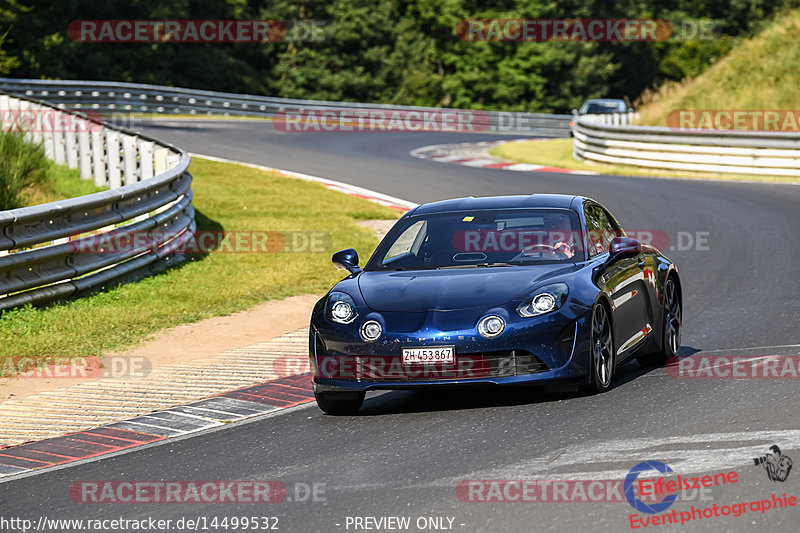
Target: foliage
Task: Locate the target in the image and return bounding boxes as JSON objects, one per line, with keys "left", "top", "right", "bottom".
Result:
{"left": 0, "top": 1, "right": 797, "bottom": 111}
{"left": 0, "top": 130, "right": 48, "bottom": 209}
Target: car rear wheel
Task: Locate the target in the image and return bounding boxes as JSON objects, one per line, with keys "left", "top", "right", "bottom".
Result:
{"left": 638, "top": 277, "right": 681, "bottom": 366}
{"left": 314, "top": 391, "right": 365, "bottom": 415}
{"left": 582, "top": 303, "right": 614, "bottom": 394}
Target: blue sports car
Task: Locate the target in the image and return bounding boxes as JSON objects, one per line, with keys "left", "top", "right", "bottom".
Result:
{"left": 309, "top": 194, "right": 682, "bottom": 414}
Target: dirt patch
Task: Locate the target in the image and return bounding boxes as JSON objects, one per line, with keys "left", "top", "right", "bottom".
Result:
{"left": 0, "top": 293, "right": 321, "bottom": 402}
{"left": 358, "top": 219, "right": 397, "bottom": 239}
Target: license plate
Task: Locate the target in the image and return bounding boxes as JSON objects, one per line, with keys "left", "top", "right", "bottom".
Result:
{"left": 402, "top": 346, "right": 455, "bottom": 364}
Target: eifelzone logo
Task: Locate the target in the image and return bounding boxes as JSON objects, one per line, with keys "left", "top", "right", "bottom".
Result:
{"left": 753, "top": 445, "right": 793, "bottom": 482}
{"left": 624, "top": 461, "right": 678, "bottom": 514}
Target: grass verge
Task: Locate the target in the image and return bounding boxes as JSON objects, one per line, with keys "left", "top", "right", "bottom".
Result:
{"left": 636, "top": 9, "right": 800, "bottom": 126}
{"left": 0, "top": 156, "right": 400, "bottom": 368}
{"left": 489, "top": 139, "right": 800, "bottom": 184}
{"left": 0, "top": 131, "right": 104, "bottom": 210}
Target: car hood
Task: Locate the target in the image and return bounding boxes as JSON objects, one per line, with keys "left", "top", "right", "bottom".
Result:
{"left": 357, "top": 265, "right": 575, "bottom": 312}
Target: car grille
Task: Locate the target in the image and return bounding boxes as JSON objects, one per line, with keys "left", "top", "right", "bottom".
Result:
{"left": 331, "top": 350, "right": 549, "bottom": 382}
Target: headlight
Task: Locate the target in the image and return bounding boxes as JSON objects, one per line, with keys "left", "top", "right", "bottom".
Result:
{"left": 515, "top": 283, "right": 569, "bottom": 317}
{"left": 327, "top": 292, "right": 358, "bottom": 324}
{"left": 478, "top": 315, "right": 506, "bottom": 338}
{"left": 360, "top": 320, "right": 382, "bottom": 342}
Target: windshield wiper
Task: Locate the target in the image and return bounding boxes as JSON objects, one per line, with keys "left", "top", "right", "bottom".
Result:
{"left": 478, "top": 262, "right": 514, "bottom": 267}
{"left": 437, "top": 262, "right": 514, "bottom": 269}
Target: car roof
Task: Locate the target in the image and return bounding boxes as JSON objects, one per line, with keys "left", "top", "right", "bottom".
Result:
{"left": 584, "top": 98, "right": 625, "bottom": 104}
{"left": 408, "top": 194, "right": 592, "bottom": 216}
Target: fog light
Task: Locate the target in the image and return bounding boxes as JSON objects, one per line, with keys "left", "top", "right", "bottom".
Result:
{"left": 478, "top": 315, "right": 505, "bottom": 338}
{"left": 361, "top": 320, "right": 382, "bottom": 342}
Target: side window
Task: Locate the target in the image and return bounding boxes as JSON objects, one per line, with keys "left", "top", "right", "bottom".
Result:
{"left": 584, "top": 205, "right": 619, "bottom": 256}
{"left": 584, "top": 206, "right": 602, "bottom": 257}
{"left": 593, "top": 207, "right": 621, "bottom": 252}
{"left": 382, "top": 220, "right": 426, "bottom": 263}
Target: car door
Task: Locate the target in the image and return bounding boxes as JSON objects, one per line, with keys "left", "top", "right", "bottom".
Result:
{"left": 586, "top": 204, "right": 651, "bottom": 362}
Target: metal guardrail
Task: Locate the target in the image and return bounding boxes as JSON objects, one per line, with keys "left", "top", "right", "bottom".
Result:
{"left": 572, "top": 111, "right": 637, "bottom": 127}
{"left": 0, "top": 78, "right": 572, "bottom": 137}
{"left": 573, "top": 115, "right": 800, "bottom": 176}
{"left": 0, "top": 91, "right": 195, "bottom": 311}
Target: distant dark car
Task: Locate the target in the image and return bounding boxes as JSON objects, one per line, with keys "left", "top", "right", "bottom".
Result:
{"left": 570, "top": 98, "right": 631, "bottom": 133}
{"left": 309, "top": 195, "right": 682, "bottom": 414}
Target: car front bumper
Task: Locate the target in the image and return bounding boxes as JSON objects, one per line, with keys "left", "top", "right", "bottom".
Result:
{"left": 310, "top": 304, "right": 593, "bottom": 392}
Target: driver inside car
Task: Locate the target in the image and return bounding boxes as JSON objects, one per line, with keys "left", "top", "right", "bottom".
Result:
{"left": 546, "top": 215, "right": 576, "bottom": 258}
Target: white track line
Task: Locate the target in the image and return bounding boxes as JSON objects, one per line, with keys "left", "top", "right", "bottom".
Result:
{"left": 446, "top": 430, "right": 800, "bottom": 481}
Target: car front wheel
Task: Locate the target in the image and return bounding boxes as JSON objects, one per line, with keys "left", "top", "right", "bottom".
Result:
{"left": 582, "top": 303, "right": 615, "bottom": 394}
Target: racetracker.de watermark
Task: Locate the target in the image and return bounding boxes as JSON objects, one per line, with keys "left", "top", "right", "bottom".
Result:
{"left": 274, "top": 109, "right": 489, "bottom": 133}
{"left": 456, "top": 478, "right": 714, "bottom": 503}
{"left": 69, "top": 231, "right": 331, "bottom": 254}
{"left": 68, "top": 481, "right": 325, "bottom": 504}
{"left": 667, "top": 355, "right": 800, "bottom": 379}
{"left": 1, "top": 356, "right": 151, "bottom": 379}
{"left": 68, "top": 19, "right": 327, "bottom": 43}
{"left": 455, "top": 19, "right": 721, "bottom": 42}
{"left": 667, "top": 110, "right": 800, "bottom": 132}
{"left": 0, "top": 110, "right": 138, "bottom": 133}
{"left": 449, "top": 229, "right": 709, "bottom": 254}
{"left": 316, "top": 355, "right": 494, "bottom": 380}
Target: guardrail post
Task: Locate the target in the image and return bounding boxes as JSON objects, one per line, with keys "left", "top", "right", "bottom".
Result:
{"left": 53, "top": 110, "right": 67, "bottom": 165}
{"left": 91, "top": 130, "right": 107, "bottom": 186}
{"left": 106, "top": 130, "right": 121, "bottom": 189}
{"left": 154, "top": 147, "right": 168, "bottom": 175}
{"left": 139, "top": 140, "right": 155, "bottom": 180}
{"left": 6, "top": 95, "right": 22, "bottom": 139}
{"left": 7, "top": 94, "right": 18, "bottom": 113}
{"left": 0, "top": 94, "right": 8, "bottom": 141}
{"left": 78, "top": 127, "right": 91, "bottom": 180}
{"left": 122, "top": 134, "right": 138, "bottom": 185}
{"left": 37, "top": 103, "right": 55, "bottom": 159}
{"left": 17, "top": 99, "right": 33, "bottom": 144}
{"left": 29, "top": 102, "right": 44, "bottom": 146}
{"left": 65, "top": 117, "right": 79, "bottom": 169}
{"left": 166, "top": 153, "right": 180, "bottom": 169}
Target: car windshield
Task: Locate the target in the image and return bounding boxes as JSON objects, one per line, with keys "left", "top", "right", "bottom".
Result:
{"left": 368, "top": 209, "right": 584, "bottom": 271}
{"left": 579, "top": 101, "right": 623, "bottom": 114}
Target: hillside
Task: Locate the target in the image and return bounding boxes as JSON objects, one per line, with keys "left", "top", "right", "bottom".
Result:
{"left": 636, "top": 9, "right": 800, "bottom": 125}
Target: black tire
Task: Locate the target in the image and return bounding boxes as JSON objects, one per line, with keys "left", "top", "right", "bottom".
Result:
{"left": 638, "top": 277, "right": 682, "bottom": 367}
{"left": 581, "top": 303, "right": 615, "bottom": 394}
{"left": 314, "top": 391, "right": 365, "bottom": 415}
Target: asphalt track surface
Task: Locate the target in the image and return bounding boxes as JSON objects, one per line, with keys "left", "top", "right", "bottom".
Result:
{"left": 2, "top": 120, "right": 799, "bottom": 532}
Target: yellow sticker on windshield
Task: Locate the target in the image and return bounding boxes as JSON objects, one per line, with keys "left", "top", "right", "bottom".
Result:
{"left": 462, "top": 216, "right": 474, "bottom": 222}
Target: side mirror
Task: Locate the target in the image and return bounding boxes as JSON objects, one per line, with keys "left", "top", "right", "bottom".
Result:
{"left": 609, "top": 236, "right": 642, "bottom": 258}
{"left": 571, "top": 109, "right": 579, "bottom": 116}
{"left": 332, "top": 248, "right": 361, "bottom": 274}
